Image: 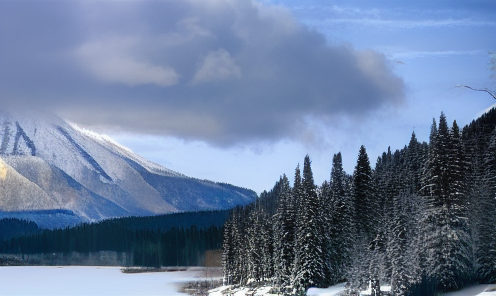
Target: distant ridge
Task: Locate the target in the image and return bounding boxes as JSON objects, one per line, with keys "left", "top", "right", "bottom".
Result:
{"left": 0, "top": 111, "right": 256, "bottom": 228}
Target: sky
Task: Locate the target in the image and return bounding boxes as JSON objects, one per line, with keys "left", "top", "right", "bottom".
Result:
{"left": 0, "top": 0, "right": 495, "bottom": 194}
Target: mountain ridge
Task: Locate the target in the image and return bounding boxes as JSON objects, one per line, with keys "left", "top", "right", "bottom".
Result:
{"left": 0, "top": 111, "right": 256, "bottom": 228}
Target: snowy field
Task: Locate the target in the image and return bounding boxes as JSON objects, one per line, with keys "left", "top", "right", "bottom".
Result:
{"left": 210, "top": 282, "right": 496, "bottom": 296}
{"left": 0, "top": 267, "right": 494, "bottom": 296}
{"left": 0, "top": 266, "right": 204, "bottom": 295}
{"left": 306, "top": 283, "right": 496, "bottom": 296}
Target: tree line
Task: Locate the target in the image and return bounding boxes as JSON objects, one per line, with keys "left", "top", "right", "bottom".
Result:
{"left": 222, "top": 109, "right": 496, "bottom": 295}
{"left": 0, "top": 211, "right": 227, "bottom": 267}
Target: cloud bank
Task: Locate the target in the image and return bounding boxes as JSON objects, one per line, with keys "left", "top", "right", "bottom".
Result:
{"left": 0, "top": 0, "right": 404, "bottom": 146}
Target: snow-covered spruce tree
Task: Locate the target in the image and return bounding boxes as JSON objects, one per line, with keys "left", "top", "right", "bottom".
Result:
{"left": 421, "top": 113, "right": 472, "bottom": 292}
{"left": 389, "top": 191, "right": 415, "bottom": 296}
{"left": 246, "top": 201, "right": 273, "bottom": 282}
{"left": 401, "top": 134, "right": 427, "bottom": 290}
{"left": 273, "top": 174, "right": 296, "bottom": 288}
{"left": 448, "top": 120, "right": 473, "bottom": 286}
{"left": 222, "top": 206, "right": 249, "bottom": 285}
{"left": 291, "top": 163, "right": 303, "bottom": 288}
{"left": 292, "top": 155, "right": 325, "bottom": 292}
{"left": 473, "top": 126, "right": 496, "bottom": 283}
{"left": 222, "top": 212, "right": 235, "bottom": 285}
{"left": 352, "top": 146, "right": 377, "bottom": 244}
{"left": 237, "top": 206, "right": 251, "bottom": 285}
{"left": 373, "top": 148, "right": 395, "bottom": 283}
{"left": 246, "top": 202, "right": 264, "bottom": 283}
{"left": 350, "top": 145, "right": 381, "bottom": 292}
{"left": 406, "top": 132, "right": 424, "bottom": 193}
{"left": 329, "top": 152, "right": 354, "bottom": 284}
{"left": 319, "top": 180, "right": 334, "bottom": 288}
{"left": 461, "top": 107, "right": 496, "bottom": 284}
{"left": 463, "top": 127, "right": 486, "bottom": 282}
{"left": 353, "top": 145, "right": 383, "bottom": 294}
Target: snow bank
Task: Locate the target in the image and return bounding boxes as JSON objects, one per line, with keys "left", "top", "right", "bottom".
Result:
{"left": 441, "top": 285, "right": 496, "bottom": 296}
{"left": 209, "top": 282, "right": 496, "bottom": 296}
{"left": 209, "top": 285, "right": 279, "bottom": 296}
{"left": 0, "top": 266, "right": 201, "bottom": 295}
{"left": 307, "top": 282, "right": 346, "bottom": 296}
{"left": 208, "top": 282, "right": 347, "bottom": 296}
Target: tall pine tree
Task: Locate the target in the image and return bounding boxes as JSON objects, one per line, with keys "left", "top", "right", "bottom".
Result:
{"left": 293, "top": 155, "right": 325, "bottom": 291}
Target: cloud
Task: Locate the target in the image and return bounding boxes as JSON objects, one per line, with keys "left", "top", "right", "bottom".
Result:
{"left": 192, "top": 49, "right": 241, "bottom": 84}
{"left": 0, "top": 0, "right": 405, "bottom": 146}
{"left": 303, "top": 18, "right": 496, "bottom": 30}
{"left": 384, "top": 49, "right": 486, "bottom": 60}
{"left": 76, "top": 37, "right": 179, "bottom": 87}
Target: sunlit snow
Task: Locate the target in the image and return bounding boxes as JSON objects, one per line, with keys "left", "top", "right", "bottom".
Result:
{"left": 0, "top": 266, "right": 201, "bottom": 296}
{"left": 209, "top": 282, "right": 496, "bottom": 296}
{"left": 0, "top": 267, "right": 494, "bottom": 296}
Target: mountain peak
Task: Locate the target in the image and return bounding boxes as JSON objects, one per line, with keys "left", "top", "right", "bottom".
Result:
{"left": 0, "top": 111, "right": 256, "bottom": 228}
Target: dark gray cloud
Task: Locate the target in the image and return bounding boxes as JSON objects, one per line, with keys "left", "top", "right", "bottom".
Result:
{"left": 0, "top": 0, "right": 404, "bottom": 146}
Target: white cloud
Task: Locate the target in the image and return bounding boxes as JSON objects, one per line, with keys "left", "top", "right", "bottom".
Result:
{"left": 303, "top": 18, "right": 496, "bottom": 30}
{"left": 192, "top": 49, "right": 241, "bottom": 84}
{"left": 158, "top": 17, "right": 213, "bottom": 48}
{"left": 76, "top": 37, "right": 179, "bottom": 87}
{"left": 1, "top": 0, "right": 405, "bottom": 146}
{"left": 384, "top": 49, "right": 486, "bottom": 60}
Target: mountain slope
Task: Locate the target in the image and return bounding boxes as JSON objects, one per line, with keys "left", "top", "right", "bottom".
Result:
{"left": 0, "top": 111, "right": 256, "bottom": 228}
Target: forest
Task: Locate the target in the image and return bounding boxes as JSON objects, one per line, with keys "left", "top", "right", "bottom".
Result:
{"left": 1, "top": 109, "right": 495, "bottom": 296}
{"left": 0, "top": 210, "right": 227, "bottom": 267}
{"left": 222, "top": 109, "right": 496, "bottom": 295}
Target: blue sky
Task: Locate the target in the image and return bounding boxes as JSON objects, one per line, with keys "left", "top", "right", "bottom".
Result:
{"left": 1, "top": 0, "right": 495, "bottom": 193}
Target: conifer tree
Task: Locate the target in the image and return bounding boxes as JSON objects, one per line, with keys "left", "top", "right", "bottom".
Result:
{"left": 319, "top": 180, "right": 334, "bottom": 287}
{"left": 291, "top": 163, "right": 304, "bottom": 289}
{"left": 473, "top": 127, "right": 496, "bottom": 282}
{"left": 350, "top": 145, "right": 376, "bottom": 291}
{"left": 329, "top": 152, "right": 353, "bottom": 283}
{"left": 273, "top": 175, "right": 295, "bottom": 287}
{"left": 222, "top": 214, "right": 235, "bottom": 285}
{"left": 421, "top": 113, "right": 472, "bottom": 291}
{"left": 353, "top": 145, "right": 376, "bottom": 243}
{"left": 240, "top": 193, "right": 276, "bottom": 284}
{"left": 293, "top": 155, "right": 325, "bottom": 291}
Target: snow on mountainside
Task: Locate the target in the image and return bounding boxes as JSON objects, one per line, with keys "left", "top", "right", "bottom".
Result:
{"left": 69, "top": 123, "right": 185, "bottom": 178}
{"left": 0, "top": 111, "right": 256, "bottom": 228}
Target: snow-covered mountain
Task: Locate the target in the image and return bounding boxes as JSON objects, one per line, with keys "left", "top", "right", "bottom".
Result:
{"left": 0, "top": 111, "right": 256, "bottom": 228}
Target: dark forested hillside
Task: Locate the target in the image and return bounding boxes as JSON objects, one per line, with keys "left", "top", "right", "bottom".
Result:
{"left": 0, "top": 218, "right": 39, "bottom": 241}
{"left": 0, "top": 210, "right": 228, "bottom": 267}
{"left": 222, "top": 108, "right": 496, "bottom": 295}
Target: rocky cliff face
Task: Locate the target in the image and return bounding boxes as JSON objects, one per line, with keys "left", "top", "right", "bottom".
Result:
{"left": 0, "top": 112, "right": 255, "bottom": 228}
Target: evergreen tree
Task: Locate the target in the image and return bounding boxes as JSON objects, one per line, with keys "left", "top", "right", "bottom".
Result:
{"left": 352, "top": 145, "right": 376, "bottom": 244}
{"left": 421, "top": 113, "right": 472, "bottom": 292}
{"left": 273, "top": 175, "right": 296, "bottom": 288}
{"left": 319, "top": 180, "right": 334, "bottom": 287}
{"left": 473, "top": 127, "right": 496, "bottom": 282}
{"left": 351, "top": 145, "right": 379, "bottom": 291}
{"left": 293, "top": 155, "right": 325, "bottom": 291}
{"left": 216, "top": 108, "right": 496, "bottom": 294}
{"left": 222, "top": 215, "right": 236, "bottom": 285}
{"left": 246, "top": 200, "right": 273, "bottom": 282}
{"left": 329, "top": 152, "right": 353, "bottom": 284}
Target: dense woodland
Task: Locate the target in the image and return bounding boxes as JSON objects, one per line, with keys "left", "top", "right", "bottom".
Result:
{"left": 0, "top": 211, "right": 227, "bottom": 267}
{"left": 222, "top": 109, "right": 496, "bottom": 295}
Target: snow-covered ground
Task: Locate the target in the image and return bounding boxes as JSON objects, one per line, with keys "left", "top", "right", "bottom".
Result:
{"left": 307, "top": 283, "right": 496, "bottom": 296}
{"left": 307, "top": 282, "right": 346, "bottom": 296}
{"left": 442, "top": 285, "right": 496, "bottom": 296}
{"left": 0, "top": 266, "right": 203, "bottom": 295}
{"left": 211, "top": 282, "right": 496, "bottom": 296}
{"left": 0, "top": 267, "right": 494, "bottom": 296}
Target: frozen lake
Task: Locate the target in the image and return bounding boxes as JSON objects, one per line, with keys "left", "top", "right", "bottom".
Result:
{"left": 0, "top": 266, "right": 203, "bottom": 295}
{"left": 1, "top": 266, "right": 495, "bottom": 296}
